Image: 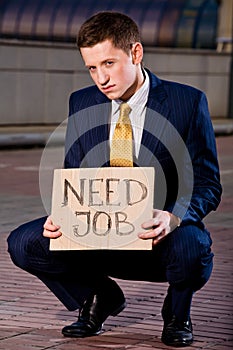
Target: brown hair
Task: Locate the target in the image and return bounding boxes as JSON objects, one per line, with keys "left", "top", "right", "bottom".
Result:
{"left": 77, "top": 11, "right": 141, "bottom": 55}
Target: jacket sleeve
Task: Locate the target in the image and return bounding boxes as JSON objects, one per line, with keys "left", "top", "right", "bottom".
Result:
{"left": 64, "top": 92, "right": 85, "bottom": 169}
{"left": 172, "top": 91, "right": 222, "bottom": 225}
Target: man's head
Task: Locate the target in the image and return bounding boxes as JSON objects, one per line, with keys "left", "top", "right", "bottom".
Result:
{"left": 77, "top": 11, "right": 141, "bottom": 55}
{"left": 77, "top": 12, "right": 144, "bottom": 101}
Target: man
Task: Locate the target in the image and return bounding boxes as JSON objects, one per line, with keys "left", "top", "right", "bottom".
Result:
{"left": 7, "top": 11, "right": 222, "bottom": 347}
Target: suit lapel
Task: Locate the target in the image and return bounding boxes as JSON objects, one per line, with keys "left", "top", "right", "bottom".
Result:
{"left": 138, "top": 71, "right": 170, "bottom": 165}
{"left": 94, "top": 90, "right": 111, "bottom": 166}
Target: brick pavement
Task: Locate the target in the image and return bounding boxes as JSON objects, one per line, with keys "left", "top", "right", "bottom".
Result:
{"left": 0, "top": 135, "right": 233, "bottom": 349}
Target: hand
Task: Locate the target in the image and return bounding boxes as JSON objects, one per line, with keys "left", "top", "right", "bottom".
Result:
{"left": 138, "top": 209, "right": 181, "bottom": 246}
{"left": 43, "top": 216, "right": 62, "bottom": 239}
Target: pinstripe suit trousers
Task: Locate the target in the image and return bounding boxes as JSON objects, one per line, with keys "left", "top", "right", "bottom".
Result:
{"left": 7, "top": 215, "right": 213, "bottom": 320}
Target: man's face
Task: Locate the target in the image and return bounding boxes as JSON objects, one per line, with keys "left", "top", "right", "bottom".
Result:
{"left": 80, "top": 39, "right": 143, "bottom": 101}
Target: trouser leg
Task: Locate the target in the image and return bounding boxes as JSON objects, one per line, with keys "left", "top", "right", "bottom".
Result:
{"left": 93, "top": 224, "right": 213, "bottom": 322}
{"left": 163, "top": 224, "right": 214, "bottom": 321}
{"left": 7, "top": 216, "right": 93, "bottom": 310}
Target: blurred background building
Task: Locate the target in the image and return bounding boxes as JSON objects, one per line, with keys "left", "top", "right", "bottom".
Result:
{"left": 0, "top": 0, "right": 232, "bottom": 133}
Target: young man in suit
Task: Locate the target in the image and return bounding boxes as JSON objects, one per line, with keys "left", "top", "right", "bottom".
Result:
{"left": 8, "top": 12, "right": 222, "bottom": 347}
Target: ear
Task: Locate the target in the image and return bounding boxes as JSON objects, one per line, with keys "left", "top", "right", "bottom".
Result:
{"left": 131, "top": 42, "right": 143, "bottom": 64}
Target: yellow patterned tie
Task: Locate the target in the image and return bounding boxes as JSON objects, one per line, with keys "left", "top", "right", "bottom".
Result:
{"left": 110, "top": 102, "right": 133, "bottom": 167}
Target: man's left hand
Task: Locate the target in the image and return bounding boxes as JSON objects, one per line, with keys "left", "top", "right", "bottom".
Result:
{"left": 138, "top": 209, "right": 181, "bottom": 246}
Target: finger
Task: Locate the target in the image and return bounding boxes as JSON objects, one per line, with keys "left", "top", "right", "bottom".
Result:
{"left": 141, "top": 217, "right": 162, "bottom": 230}
{"left": 43, "top": 216, "right": 60, "bottom": 231}
{"left": 43, "top": 229, "right": 62, "bottom": 238}
{"left": 141, "top": 220, "right": 155, "bottom": 230}
{"left": 153, "top": 227, "right": 169, "bottom": 243}
{"left": 43, "top": 222, "right": 60, "bottom": 232}
{"left": 138, "top": 225, "right": 163, "bottom": 240}
{"left": 44, "top": 215, "right": 53, "bottom": 225}
{"left": 152, "top": 232, "right": 166, "bottom": 246}
{"left": 138, "top": 230, "right": 155, "bottom": 240}
{"left": 43, "top": 216, "right": 61, "bottom": 238}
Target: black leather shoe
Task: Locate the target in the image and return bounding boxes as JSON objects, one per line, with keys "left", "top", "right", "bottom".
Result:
{"left": 62, "top": 287, "right": 126, "bottom": 338}
{"left": 162, "top": 315, "right": 193, "bottom": 347}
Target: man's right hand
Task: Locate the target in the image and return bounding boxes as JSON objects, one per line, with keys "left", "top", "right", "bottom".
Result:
{"left": 43, "top": 216, "right": 62, "bottom": 239}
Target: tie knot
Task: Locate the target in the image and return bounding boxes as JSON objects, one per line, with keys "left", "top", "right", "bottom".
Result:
{"left": 120, "top": 102, "right": 131, "bottom": 117}
{"left": 119, "top": 103, "right": 131, "bottom": 124}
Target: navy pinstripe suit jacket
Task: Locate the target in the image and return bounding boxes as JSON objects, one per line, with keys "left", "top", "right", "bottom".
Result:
{"left": 64, "top": 69, "right": 222, "bottom": 227}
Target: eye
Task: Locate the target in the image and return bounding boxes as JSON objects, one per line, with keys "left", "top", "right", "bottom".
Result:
{"left": 88, "top": 66, "right": 96, "bottom": 72}
{"left": 105, "top": 61, "right": 113, "bottom": 67}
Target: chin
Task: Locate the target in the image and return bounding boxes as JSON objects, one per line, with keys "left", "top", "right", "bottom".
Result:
{"left": 105, "top": 93, "right": 120, "bottom": 100}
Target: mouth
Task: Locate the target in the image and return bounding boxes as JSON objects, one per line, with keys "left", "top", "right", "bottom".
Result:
{"left": 101, "top": 85, "right": 115, "bottom": 92}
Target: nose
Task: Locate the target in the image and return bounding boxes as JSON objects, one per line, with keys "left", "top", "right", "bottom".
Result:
{"left": 97, "top": 68, "right": 109, "bottom": 86}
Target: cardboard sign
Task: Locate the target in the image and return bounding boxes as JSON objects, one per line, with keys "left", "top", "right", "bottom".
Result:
{"left": 50, "top": 167, "right": 154, "bottom": 250}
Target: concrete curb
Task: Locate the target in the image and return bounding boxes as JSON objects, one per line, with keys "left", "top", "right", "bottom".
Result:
{"left": 0, "top": 127, "right": 66, "bottom": 148}
{"left": 213, "top": 122, "right": 233, "bottom": 136}
{"left": 0, "top": 121, "right": 232, "bottom": 148}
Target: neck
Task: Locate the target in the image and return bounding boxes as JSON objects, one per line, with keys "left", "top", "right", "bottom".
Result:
{"left": 120, "top": 66, "right": 145, "bottom": 101}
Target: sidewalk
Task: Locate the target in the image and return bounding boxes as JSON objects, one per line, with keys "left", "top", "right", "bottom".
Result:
{"left": 0, "top": 135, "right": 232, "bottom": 349}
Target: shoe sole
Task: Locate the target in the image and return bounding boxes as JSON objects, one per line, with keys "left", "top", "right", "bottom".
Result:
{"left": 161, "top": 337, "right": 193, "bottom": 347}
{"left": 62, "top": 328, "right": 102, "bottom": 338}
